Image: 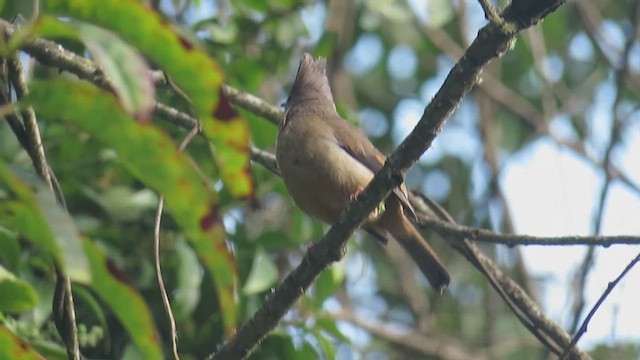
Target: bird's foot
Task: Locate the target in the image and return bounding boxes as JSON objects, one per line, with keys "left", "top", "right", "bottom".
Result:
{"left": 349, "top": 186, "right": 364, "bottom": 201}
{"left": 350, "top": 186, "right": 385, "bottom": 223}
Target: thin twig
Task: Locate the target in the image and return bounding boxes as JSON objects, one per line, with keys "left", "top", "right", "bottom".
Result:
{"left": 249, "top": 146, "right": 280, "bottom": 175}
{"left": 478, "top": 0, "right": 503, "bottom": 25}
{"left": 153, "top": 125, "right": 199, "bottom": 360}
{"left": 418, "top": 215, "right": 640, "bottom": 246}
{"left": 561, "top": 251, "right": 640, "bottom": 359}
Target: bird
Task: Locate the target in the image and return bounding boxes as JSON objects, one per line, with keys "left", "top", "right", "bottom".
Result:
{"left": 275, "top": 53, "right": 450, "bottom": 292}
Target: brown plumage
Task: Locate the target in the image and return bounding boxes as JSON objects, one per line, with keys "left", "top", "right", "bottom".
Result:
{"left": 276, "top": 53, "right": 450, "bottom": 292}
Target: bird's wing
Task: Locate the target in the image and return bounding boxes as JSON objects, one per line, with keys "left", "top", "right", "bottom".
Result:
{"left": 331, "top": 118, "right": 417, "bottom": 221}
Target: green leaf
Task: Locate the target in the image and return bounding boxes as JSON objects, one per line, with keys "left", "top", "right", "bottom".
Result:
{"left": 82, "top": 186, "right": 157, "bottom": 222}
{"left": 313, "top": 329, "right": 337, "bottom": 359}
{"left": 275, "top": 14, "right": 306, "bottom": 47}
{"left": 0, "top": 325, "right": 46, "bottom": 360}
{"left": 365, "top": 0, "right": 413, "bottom": 23}
{"left": 313, "top": 264, "right": 344, "bottom": 307}
{"left": 249, "top": 333, "right": 297, "bottom": 359}
{"left": 23, "top": 78, "right": 238, "bottom": 335}
{"left": 83, "top": 239, "right": 163, "bottom": 359}
{"left": 270, "top": 0, "right": 295, "bottom": 9}
{"left": 28, "top": 340, "right": 67, "bottom": 360}
{"left": 0, "top": 265, "right": 38, "bottom": 312}
{"left": 78, "top": 22, "right": 154, "bottom": 120}
{"left": 0, "top": 163, "right": 91, "bottom": 283}
{"left": 42, "top": 17, "right": 155, "bottom": 121}
{"left": 174, "top": 236, "right": 203, "bottom": 318}
{"left": 297, "top": 341, "right": 319, "bottom": 359}
{"left": 197, "top": 19, "right": 239, "bottom": 45}
{"left": 238, "top": 0, "right": 269, "bottom": 12}
{"left": 0, "top": 0, "right": 34, "bottom": 24}
{"left": 73, "top": 286, "right": 110, "bottom": 347}
{"left": 0, "top": 227, "right": 20, "bottom": 272}
{"left": 242, "top": 248, "right": 278, "bottom": 295}
{"left": 42, "top": 0, "right": 255, "bottom": 202}
{"left": 316, "top": 315, "right": 350, "bottom": 343}
{"left": 426, "top": 0, "right": 454, "bottom": 28}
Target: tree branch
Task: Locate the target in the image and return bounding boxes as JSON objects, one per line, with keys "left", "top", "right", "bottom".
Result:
{"left": 419, "top": 215, "right": 640, "bottom": 246}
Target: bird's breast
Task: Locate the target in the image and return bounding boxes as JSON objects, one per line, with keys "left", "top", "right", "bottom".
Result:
{"left": 276, "top": 124, "right": 374, "bottom": 224}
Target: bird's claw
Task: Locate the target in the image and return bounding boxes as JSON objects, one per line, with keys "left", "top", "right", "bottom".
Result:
{"left": 351, "top": 186, "right": 385, "bottom": 222}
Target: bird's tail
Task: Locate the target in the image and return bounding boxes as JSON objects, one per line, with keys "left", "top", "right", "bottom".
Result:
{"left": 375, "top": 200, "right": 450, "bottom": 293}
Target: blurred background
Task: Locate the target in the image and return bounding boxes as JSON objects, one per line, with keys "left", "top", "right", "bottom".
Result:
{"left": 2, "top": 0, "right": 640, "bottom": 359}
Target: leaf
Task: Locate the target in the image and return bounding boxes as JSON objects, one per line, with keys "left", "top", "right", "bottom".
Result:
{"left": 0, "top": 325, "right": 46, "bottom": 360}
{"left": 0, "top": 265, "right": 38, "bottom": 312}
{"left": 316, "top": 315, "right": 350, "bottom": 343}
{"left": 0, "top": 227, "right": 20, "bottom": 272}
{"left": 173, "top": 236, "right": 203, "bottom": 318}
{"left": 42, "top": 0, "right": 255, "bottom": 202}
{"left": 28, "top": 16, "right": 155, "bottom": 121}
{"left": 275, "top": 13, "right": 306, "bottom": 47}
{"left": 249, "top": 333, "right": 297, "bottom": 359}
{"left": 312, "top": 329, "right": 337, "bottom": 359}
{"left": 28, "top": 340, "right": 67, "bottom": 360}
{"left": 365, "top": 0, "right": 413, "bottom": 23}
{"left": 242, "top": 248, "right": 278, "bottom": 295}
{"left": 78, "top": 23, "right": 154, "bottom": 121}
{"left": 313, "top": 264, "right": 345, "bottom": 307}
{"left": 239, "top": 0, "right": 269, "bottom": 12}
{"left": 23, "top": 78, "right": 238, "bottom": 335}
{"left": 82, "top": 186, "right": 158, "bottom": 222}
{"left": 82, "top": 239, "right": 163, "bottom": 359}
{"left": 427, "top": 0, "right": 454, "bottom": 28}
{"left": 73, "top": 286, "right": 111, "bottom": 347}
{"left": 296, "top": 341, "right": 319, "bottom": 360}
{"left": 0, "top": 163, "right": 91, "bottom": 283}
